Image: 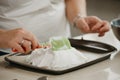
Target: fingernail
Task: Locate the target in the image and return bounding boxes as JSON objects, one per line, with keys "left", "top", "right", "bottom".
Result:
{"left": 12, "top": 49, "right": 18, "bottom": 52}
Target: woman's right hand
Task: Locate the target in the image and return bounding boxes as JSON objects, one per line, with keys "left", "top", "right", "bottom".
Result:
{"left": 0, "top": 28, "right": 40, "bottom": 54}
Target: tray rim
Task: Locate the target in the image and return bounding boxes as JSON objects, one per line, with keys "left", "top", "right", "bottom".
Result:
{"left": 5, "top": 52, "right": 112, "bottom": 75}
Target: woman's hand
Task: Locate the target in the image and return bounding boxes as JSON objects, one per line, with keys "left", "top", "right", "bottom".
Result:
{"left": 0, "top": 28, "right": 40, "bottom": 54}
{"left": 75, "top": 16, "right": 110, "bottom": 36}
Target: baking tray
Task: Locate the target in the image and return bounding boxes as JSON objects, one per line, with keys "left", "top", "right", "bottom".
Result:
{"left": 4, "top": 39, "right": 117, "bottom": 75}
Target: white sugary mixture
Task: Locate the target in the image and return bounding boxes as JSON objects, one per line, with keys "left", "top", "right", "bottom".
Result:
{"left": 26, "top": 47, "right": 88, "bottom": 70}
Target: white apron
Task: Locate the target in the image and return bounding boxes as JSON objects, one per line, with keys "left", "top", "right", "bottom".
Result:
{"left": 0, "top": 0, "right": 71, "bottom": 42}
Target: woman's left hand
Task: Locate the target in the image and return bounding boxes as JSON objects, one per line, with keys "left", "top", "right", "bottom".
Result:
{"left": 75, "top": 16, "right": 110, "bottom": 36}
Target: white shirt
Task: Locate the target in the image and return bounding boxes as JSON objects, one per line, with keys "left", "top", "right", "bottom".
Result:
{"left": 0, "top": 0, "right": 71, "bottom": 42}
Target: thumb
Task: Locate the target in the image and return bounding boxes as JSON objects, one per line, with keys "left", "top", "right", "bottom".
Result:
{"left": 76, "top": 18, "right": 90, "bottom": 33}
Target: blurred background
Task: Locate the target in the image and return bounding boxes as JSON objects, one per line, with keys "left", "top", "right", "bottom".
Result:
{"left": 71, "top": 0, "right": 120, "bottom": 37}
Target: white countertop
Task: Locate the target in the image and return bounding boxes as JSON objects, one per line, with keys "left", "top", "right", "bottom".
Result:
{"left": 0, "top": 30, "right": 120, "bottom": 80}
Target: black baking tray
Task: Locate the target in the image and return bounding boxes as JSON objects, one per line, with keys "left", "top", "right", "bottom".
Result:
{"left": 69, "top": 38, "right": 117, "bottom": 53}
{"left": 4, "top": 38, "right": 117, "bottom": 75}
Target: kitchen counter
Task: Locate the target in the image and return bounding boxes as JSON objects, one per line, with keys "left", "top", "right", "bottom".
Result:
{"left": 0, "top": 30, "right": 120, "bottom": 80}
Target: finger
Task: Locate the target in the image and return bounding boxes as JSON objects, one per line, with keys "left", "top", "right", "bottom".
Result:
{"left": 99, "top": 21, "right": 110, "bottom": 32}
{"left": 36, "top": 43, "right": 42, "bottom": 48}
{"left": 22, "top": 40, "right": 32, "bottom": 54}
{"left": 98, "top": 32, "right": 105, "bottom": 37}
{"left": 76, "top": 18, "right": 90, "bottom": 33}
{"left": 12, "top": 43, "right": 24, "bottom": 53}
{"left": 23, "top": 32, "right": 39, "bottom": 50}
{"left": 31, "top": 36, "right": 40, "bottom": 50}
{"left": 91, "top": 21, "right": 103, "bottom": 32}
